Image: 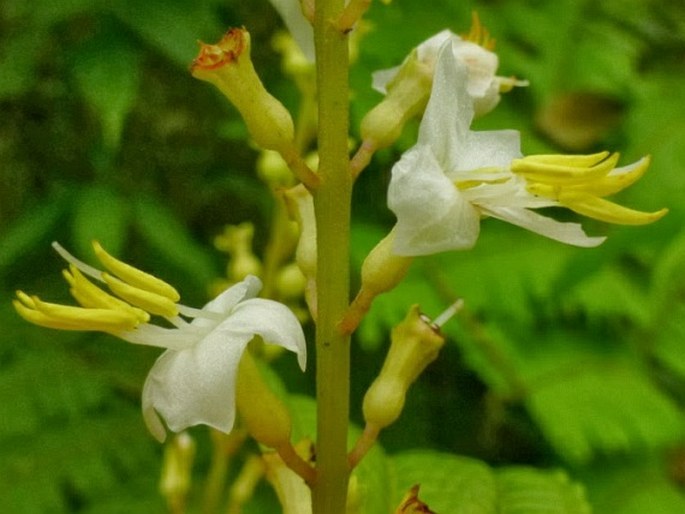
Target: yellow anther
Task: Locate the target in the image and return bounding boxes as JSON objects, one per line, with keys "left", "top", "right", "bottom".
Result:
{"left": 567, "top": 156, "right": 651, "bottom": 197}
{"left": 14, "top": 293, "right": 140, "bottom": 331}
{"left": 103, "top": 273, "right": 179, "bottom": 318}
{"left": 512, "top": 152, "right": 620, "bottom": 186}
{"left": 521, "top": 151, "right": 610, "bottom": 167}
{"left": 462, "top": 11, "right": 496, "bottom": 50}
{"left": 557, "top": 191, "right": 669, "bottom": 225}
{"left": 92, "top": 241, "right": 180, "bottom": 302}
{"left": 64, "top": 265, "right": 150, "bottom": 323}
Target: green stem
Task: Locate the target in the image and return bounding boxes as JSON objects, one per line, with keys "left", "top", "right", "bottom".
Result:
{"left": 312, "top": 0, "right": 352, "bottom": 513}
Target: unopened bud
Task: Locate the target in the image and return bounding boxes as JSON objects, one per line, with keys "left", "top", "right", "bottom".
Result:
{"left": 363, "top": 304, "right": 452, "bottom": 429}
{"left": 340, "top": 230, "right": 412, "bottom": 334}
{"left": 214, "top": 223, "right": 263, "bottom": 282}
{"left": 159, "top": 432, "right": 196, "bottom": 512}
{"left": 283, "top": 184, "right": 317, "bottom": 316}
{"left": 361, "top": 50, "right": 433, "bottom": 151}
{"left": 236, "top": 352, "right": 292, "bottom": 449}
{"left": 257, "top": 150, "right": 295, "bottom": 189}
{"left": 192, "top": 28, "right": 295, "bottom": 153}
{"left": 275, "top": 263, "right": 307, "bottom": 300}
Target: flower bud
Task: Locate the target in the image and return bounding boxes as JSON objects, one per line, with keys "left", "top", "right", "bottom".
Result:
{"left": 235, "top": 352, "right": 292, "bottom": 449}
{"left": 257, "top": 150, "right": 296, "bottom": 189}
{"left": 283, "top": 184, "right": 317, "bottom": 316}
{"left": 340, "top": 229, "right": 412, "bottom": 334}
{"left": 192, "top": 28, "right": 295, "bottom": 154}
{"left": 362, "top": 305, "right": 445, "bottom": 429}
{"left": 159, "top": 432, "right": 195, "bottom": 512}
{"left": 360, "top": 50, "right": 433, "bottom": 151}
{"left": 214, "top": 223, "right": 263, "bottom": 282}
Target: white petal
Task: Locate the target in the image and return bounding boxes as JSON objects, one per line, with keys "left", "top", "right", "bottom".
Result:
{"left": 416, "top": 30, "right": 455, "bottom": 62}
{"left": 388, "top": 144, "right": 480, "bottom": 255}
{"left": 458, "top": 130, "right": 521, "bottom": 171}
{"left": 371, "top": 66, "right": 400, "bottom": 94}
{"left": 483, "top": 206, "right": 606, "bottom": 247}
{"left": 199, "top": 275, "right": 262, "bottom": 319}
{"left": 269, "top": 0, "right": 315, "bottom": 61}
{"left": 451, "top": 40, "right": 498, "bottom": 98}
{"left": 141, "top": 330, "right": 253, "bottom": 441}
{"left": 418, "top": 40, "right": 473, "bottom": 167}
{"left": 225, "top": 298, "right": 307, "bottom": 371}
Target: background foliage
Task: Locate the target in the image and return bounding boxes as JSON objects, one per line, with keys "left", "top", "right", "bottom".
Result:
{"left": 1, "top": 0, "right": 684, "bottom": 512}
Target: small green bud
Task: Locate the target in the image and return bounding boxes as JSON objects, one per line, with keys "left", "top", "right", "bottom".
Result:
{"left": 362, "top": 305, "right": 446, "bottom": 429}
{"left": 360, "top": 50, "right": 433, "bottom": 151}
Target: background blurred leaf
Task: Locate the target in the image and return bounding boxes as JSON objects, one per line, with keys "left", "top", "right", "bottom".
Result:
{"left": 133, "top": 195, "right": 218, "bottom": 289}
{"left": 68, "top": 23, "right": 141, "bottom": 151}
{"left": 70, "top": 185, "right": 130, "bottom": 258}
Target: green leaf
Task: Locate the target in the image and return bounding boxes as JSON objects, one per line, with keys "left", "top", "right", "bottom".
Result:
{"left": 70, "top": 185, "right": 130, "bottom": 259}
{"left": 391, "top": 451, "right": 497, "bottom": 514}
{"left": 496, "top": 467, "right": 591, "bottom": 514}
{"left": 525, "top": 364, "right": 685, "bottom": 464}
{"left": 133, "top": 194, "right": 217, "bottom": 287}
{"left": 390, "top": 450, "right": 590, "bottom": 514}
{"left": 0, "top": 30, "right": 46, "bottom": 99}
{"left": 0, "top": 192, "right": 69, "bottom": 274}
{"left": 69, "top": 25, "right": 141, "bottom": 150}
{"left": 111, "top": 0, "right": 223, "bottom": 66}
{"left": 580, "top": 456, "right": 685, "bottom": 514}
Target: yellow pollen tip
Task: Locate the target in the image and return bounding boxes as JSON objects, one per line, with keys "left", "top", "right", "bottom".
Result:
{"left": 512, "top": 152, "right": 620, "bottom": 186}
{"left": 66, "top": 265, "right": 150, "bottom": 323}
{"left": 13, "top": 293, "right": 140, "bottom": 332}
{"left": 462, "top": 11, "right": 496, "bottom": 50}
{"left": 103, "top": 272, "right": 179, "bottom": 318}
{"left": 92, "top": 241, "right": 180, "bottom": 302}
{"left": 557, "top": 192, "right": 669, "bottom": 225}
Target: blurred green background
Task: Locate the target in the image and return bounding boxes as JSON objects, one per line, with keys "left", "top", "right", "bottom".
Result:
{"left": 1, "top": 0, "right": 685, "bottom": 512}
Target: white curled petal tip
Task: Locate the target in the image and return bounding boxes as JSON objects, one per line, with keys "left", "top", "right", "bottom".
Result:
{"left": 227, "top": 298, "right": 307, "bottom": 371}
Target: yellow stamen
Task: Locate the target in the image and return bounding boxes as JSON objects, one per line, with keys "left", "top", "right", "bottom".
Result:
{"left": 567, "top": 156, "right": 651, "bottom": 197}
{"left": 462, "top": 11, "right": 496, "bottom": 50}
{"left": 14, "top": 292, "right": 140, "bottom": 331}
{"left": 103, "top": 273, "right": 179, "bottom": 318}
{"left": 512, "top": 152, "right": 619, "bottom": 186}
{"left": 521, "top": 151, "right": 610, "bottom": 167}
{"left": 93, "top": 241, "right": 180, "bottom": 302}
{"left": 557, "top": 191, "right": 669, "bottom": 225}
{"left": 64, "top": 265, "right": 150, "bottom": 323}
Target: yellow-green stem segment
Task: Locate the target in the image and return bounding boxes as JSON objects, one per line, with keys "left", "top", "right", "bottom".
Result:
{"left": 312, "top": 0, "right": 352, "bottom": 513}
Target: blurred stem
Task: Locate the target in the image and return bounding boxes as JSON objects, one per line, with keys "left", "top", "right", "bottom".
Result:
{"left": 312, "top": 0, "right": 352, "bottom": 512}
{"left": 261, "top": 198, "right": 295, "bottom": 299}
{"left": 202, "top": 429, "right": 247, "bottom": 514}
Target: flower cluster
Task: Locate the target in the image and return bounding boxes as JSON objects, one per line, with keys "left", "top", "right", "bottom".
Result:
{"left": 14, "top": 242, "right": 306, "bottom": 441}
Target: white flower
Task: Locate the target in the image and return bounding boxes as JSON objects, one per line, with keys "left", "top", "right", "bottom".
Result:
{"left": 14, "top": 242, "right": 307, "bottom": 442}
{"left": 388, "top": 40, "right": 665, "bottom": 257}
{"left": 373, "top": 29, "right": 522, "bottom": 117}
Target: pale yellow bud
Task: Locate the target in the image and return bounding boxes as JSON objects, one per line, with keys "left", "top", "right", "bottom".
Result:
{"left": 235, "top": 352, "right": 292, "bottom": 449}
{"left": 362, "top": 305, "right": 445, "bottom": 429}
{"left": 275, "top": 263, "right": 307, "bottom": 300}
{"left": 360, "top": 51, "right": 433, "bottom": 150}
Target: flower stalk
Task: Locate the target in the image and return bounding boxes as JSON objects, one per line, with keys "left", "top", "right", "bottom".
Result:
{"left": 312, "top": 0, "right": 353, "bottom": 511}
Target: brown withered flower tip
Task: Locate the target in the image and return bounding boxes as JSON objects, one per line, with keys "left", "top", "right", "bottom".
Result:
{"left": 191, "top": 27, "right": 247, "bottom": 71}
{"left": 395, "top": 484, "right": 436, "bottom": 514}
